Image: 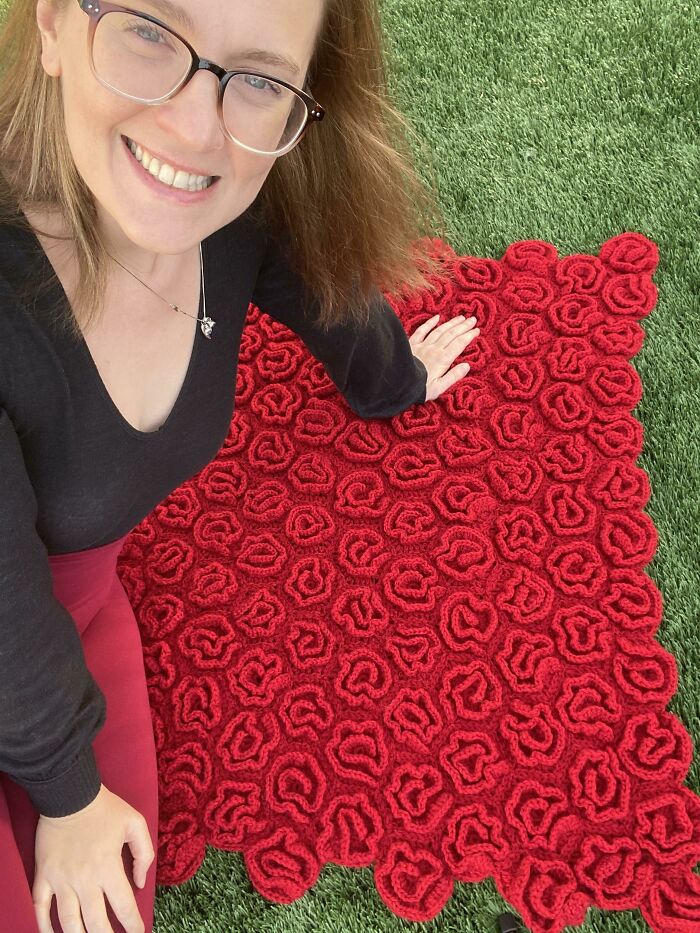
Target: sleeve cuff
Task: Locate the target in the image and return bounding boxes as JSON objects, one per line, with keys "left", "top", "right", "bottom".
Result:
{"left": 14, "top": 745, "right": 102, "bottom": 818}
{"left": 414, "top": 356, "right": 428, "bottom": 403}
{"left": 354, "top": 353, "right": 428, "bottom": 419}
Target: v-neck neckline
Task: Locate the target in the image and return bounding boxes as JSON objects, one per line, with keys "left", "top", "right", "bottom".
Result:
{"left": 21, "top": 215, "right": 208, "bottom": 439}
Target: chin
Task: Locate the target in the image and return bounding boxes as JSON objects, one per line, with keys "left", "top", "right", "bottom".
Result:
{"left": 101, "top": 200, "right": 208, "bottom": 254}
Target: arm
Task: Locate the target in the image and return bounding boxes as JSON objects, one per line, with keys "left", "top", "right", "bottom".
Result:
{"left": 250, "top": 226, "right": 428, "bottom": 420}
{"left": 0, "top": 405, "right": 107, "bottom": 817}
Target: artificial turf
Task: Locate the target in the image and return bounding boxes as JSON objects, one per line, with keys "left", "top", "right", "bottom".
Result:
{"left": 1, "top": 0, "right": 697, "bottom": 929}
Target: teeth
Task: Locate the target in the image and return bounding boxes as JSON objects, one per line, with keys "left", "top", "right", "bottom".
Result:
{"left": 126, "top": 137, "right": 213, "bottom": 191}
{"left": 159, "top": 163, "right": 176, "bottom": 185}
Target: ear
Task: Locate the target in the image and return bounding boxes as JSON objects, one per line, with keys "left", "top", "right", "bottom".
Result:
{"left": 36, "top": 0, "right": 63, "bottom": 78}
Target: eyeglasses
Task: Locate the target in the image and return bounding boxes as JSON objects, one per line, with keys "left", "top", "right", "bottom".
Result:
{"left": 77, "top": 0, "right": 326, "bottom": 157}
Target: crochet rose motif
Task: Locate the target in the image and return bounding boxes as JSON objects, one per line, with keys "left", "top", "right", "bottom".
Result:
{"left": 118, "top": 232, "right": 700, "bottom": 933}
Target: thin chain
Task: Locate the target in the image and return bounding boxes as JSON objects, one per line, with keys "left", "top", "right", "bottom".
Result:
{"left": 105, "top": 242, "right": 206, "bottom": 322}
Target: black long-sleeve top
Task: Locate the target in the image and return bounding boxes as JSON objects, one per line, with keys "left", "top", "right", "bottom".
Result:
{"left": 0, "top": 194, "right": 427, "bottom": 817}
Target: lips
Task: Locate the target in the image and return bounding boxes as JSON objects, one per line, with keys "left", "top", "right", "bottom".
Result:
{"left": 122, "top": 134, "right": 220, "bottom": 180}
{"left": 119, "top": 133, "right": 223, "bottom": 205}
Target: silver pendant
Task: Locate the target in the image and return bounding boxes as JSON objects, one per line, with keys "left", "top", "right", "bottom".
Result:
{"left": 200, "top": 316, "right": 216, "bottom": 339}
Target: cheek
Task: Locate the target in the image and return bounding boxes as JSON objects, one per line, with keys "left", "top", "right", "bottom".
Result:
{"left": 58, "top": 25, "right": 136, "bottom": 141}
{"left": 59, "top": 67, "right": 139, "bottom": 179}
{"left": 248, "top": 155, "right": 278, "bottom": 196}
{"left": 226, "top": 151, "right": 276, "bottom": 199}
{"left": 218, "top": 157, "right": 275, "bottom": 228}
{"left": 249, "top": 161, "right": 276, "bottom": 202}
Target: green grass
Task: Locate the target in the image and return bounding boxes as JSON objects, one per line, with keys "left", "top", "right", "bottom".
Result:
{"left": 153, "top": 2, "right": 699, "bottom": 929}
{"left": 152, "top": 2, "right": 699, "bottom": 930}
{"left": 2, "top": 0, "right": 698, "bottom": 929}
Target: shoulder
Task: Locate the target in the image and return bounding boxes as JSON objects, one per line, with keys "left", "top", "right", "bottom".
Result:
{"left": 0, "top": 216, "right": 29, "bottom": 257}
{"left": 0, "top": 241, "right": 22, "bottom": 311}
{"left": 0, "top": 222, "right": 59, "bottom": 353}
{"left": 0, "top": 219, "right": 36, "bottom": 287}
{"left": 0, "top": 222, "right": 39, "bottom": 317}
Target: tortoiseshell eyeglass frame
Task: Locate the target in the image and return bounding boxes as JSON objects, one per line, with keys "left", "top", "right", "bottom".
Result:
{"left": 77, "top": 0, "right": 326, "bottom": 156}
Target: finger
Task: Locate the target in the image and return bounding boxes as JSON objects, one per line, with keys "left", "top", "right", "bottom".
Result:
{"left": 454, "top": 315, "right": 478, "bottom": 331}
{"left": 444, "top": 326, "right": 480, "bottom": 350}
{"left": 105, "top": 873, "right": 147, "bottom": 933}
{"left": 434, "top": 362, "right": 471, "bottom": 396}
{"left": 424, "top": 319, "right": 472, "bottom": 350}
{"left": 439, "top": 314, "right": 478, "bottom": 330}
{"left": 55, "top": 886, "right": 86, "bottom": 933}
{"left": 125, "top": 815, "right": 155, "bottom": 890}
{"left": 32, "top": 878, "right": 57, "bottom": 933}
{"left": 442, "top": 314, "right": 475, "bottom": 329}
{"left": 409, "top": 314, "right": 442, "bottom": 340}
{"left": 429, "top": 315, "right": 466, "bottom": 339}
{"left": 74, "top": 884, "right": 115, "bottom": 933}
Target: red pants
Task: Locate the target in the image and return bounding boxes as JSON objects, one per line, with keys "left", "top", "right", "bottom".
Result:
{"left": 0, "top": 535, "right": 159, "bottom": 933}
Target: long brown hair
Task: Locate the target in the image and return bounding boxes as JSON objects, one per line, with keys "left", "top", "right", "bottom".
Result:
{"left": 0, "top": 0, "right": 450, "bottom": 342}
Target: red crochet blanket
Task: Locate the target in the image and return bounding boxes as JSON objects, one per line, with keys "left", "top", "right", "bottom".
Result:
{"left": 116, "top": 232, "right": 700, "bottom": 933}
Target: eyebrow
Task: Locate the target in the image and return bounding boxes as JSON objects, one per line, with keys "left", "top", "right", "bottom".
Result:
{"left": 137, "top": 0, "right": 303, "bottom": 77}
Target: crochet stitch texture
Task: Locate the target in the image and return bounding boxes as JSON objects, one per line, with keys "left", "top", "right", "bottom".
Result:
{"left": 117, "top": 231, "right": 700, "bottom": 932}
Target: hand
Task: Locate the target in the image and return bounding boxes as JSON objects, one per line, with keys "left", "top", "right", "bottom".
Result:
{"left": 409, "top": 313, "right": 481, "bottom": 402}
{"left": 32, "top": 783, "right": 154, "bottom": 933}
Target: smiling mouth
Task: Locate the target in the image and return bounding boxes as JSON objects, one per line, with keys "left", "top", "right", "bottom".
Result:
{"left": 122, "top": 135, "right": 221, "bottom": 191}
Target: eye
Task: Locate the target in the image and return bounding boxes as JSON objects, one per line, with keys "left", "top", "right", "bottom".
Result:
{"left": 126, "top": 20, "right": 172, "bottom": 47}
{"left": 242, "top": 74, "right": 282, "bottom": 96}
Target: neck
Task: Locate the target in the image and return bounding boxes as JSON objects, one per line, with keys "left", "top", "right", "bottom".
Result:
{"left": 96, "top": 204, "right": 198, "bottom": 278}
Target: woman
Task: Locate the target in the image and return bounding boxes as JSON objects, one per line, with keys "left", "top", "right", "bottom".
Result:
{"left": 0, "top": 0, "right": 480, "bottom": 930}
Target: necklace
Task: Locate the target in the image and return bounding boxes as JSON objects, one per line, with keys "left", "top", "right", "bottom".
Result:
{"left": 105, "top": 242, "right": 216, "bottom": 339}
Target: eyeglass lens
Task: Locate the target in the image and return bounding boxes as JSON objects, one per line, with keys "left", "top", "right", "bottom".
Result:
{"left": 92, "top": 12, "right": 308, "bottom": 155}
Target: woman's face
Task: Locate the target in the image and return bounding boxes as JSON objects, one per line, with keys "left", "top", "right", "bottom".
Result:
{"left": 36, "top": 0, "right": 325, "bottom": 260}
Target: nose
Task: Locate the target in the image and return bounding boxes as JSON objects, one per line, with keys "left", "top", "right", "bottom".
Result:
{"left": 154, "top": 67, "right": 226, "bottom": 155}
